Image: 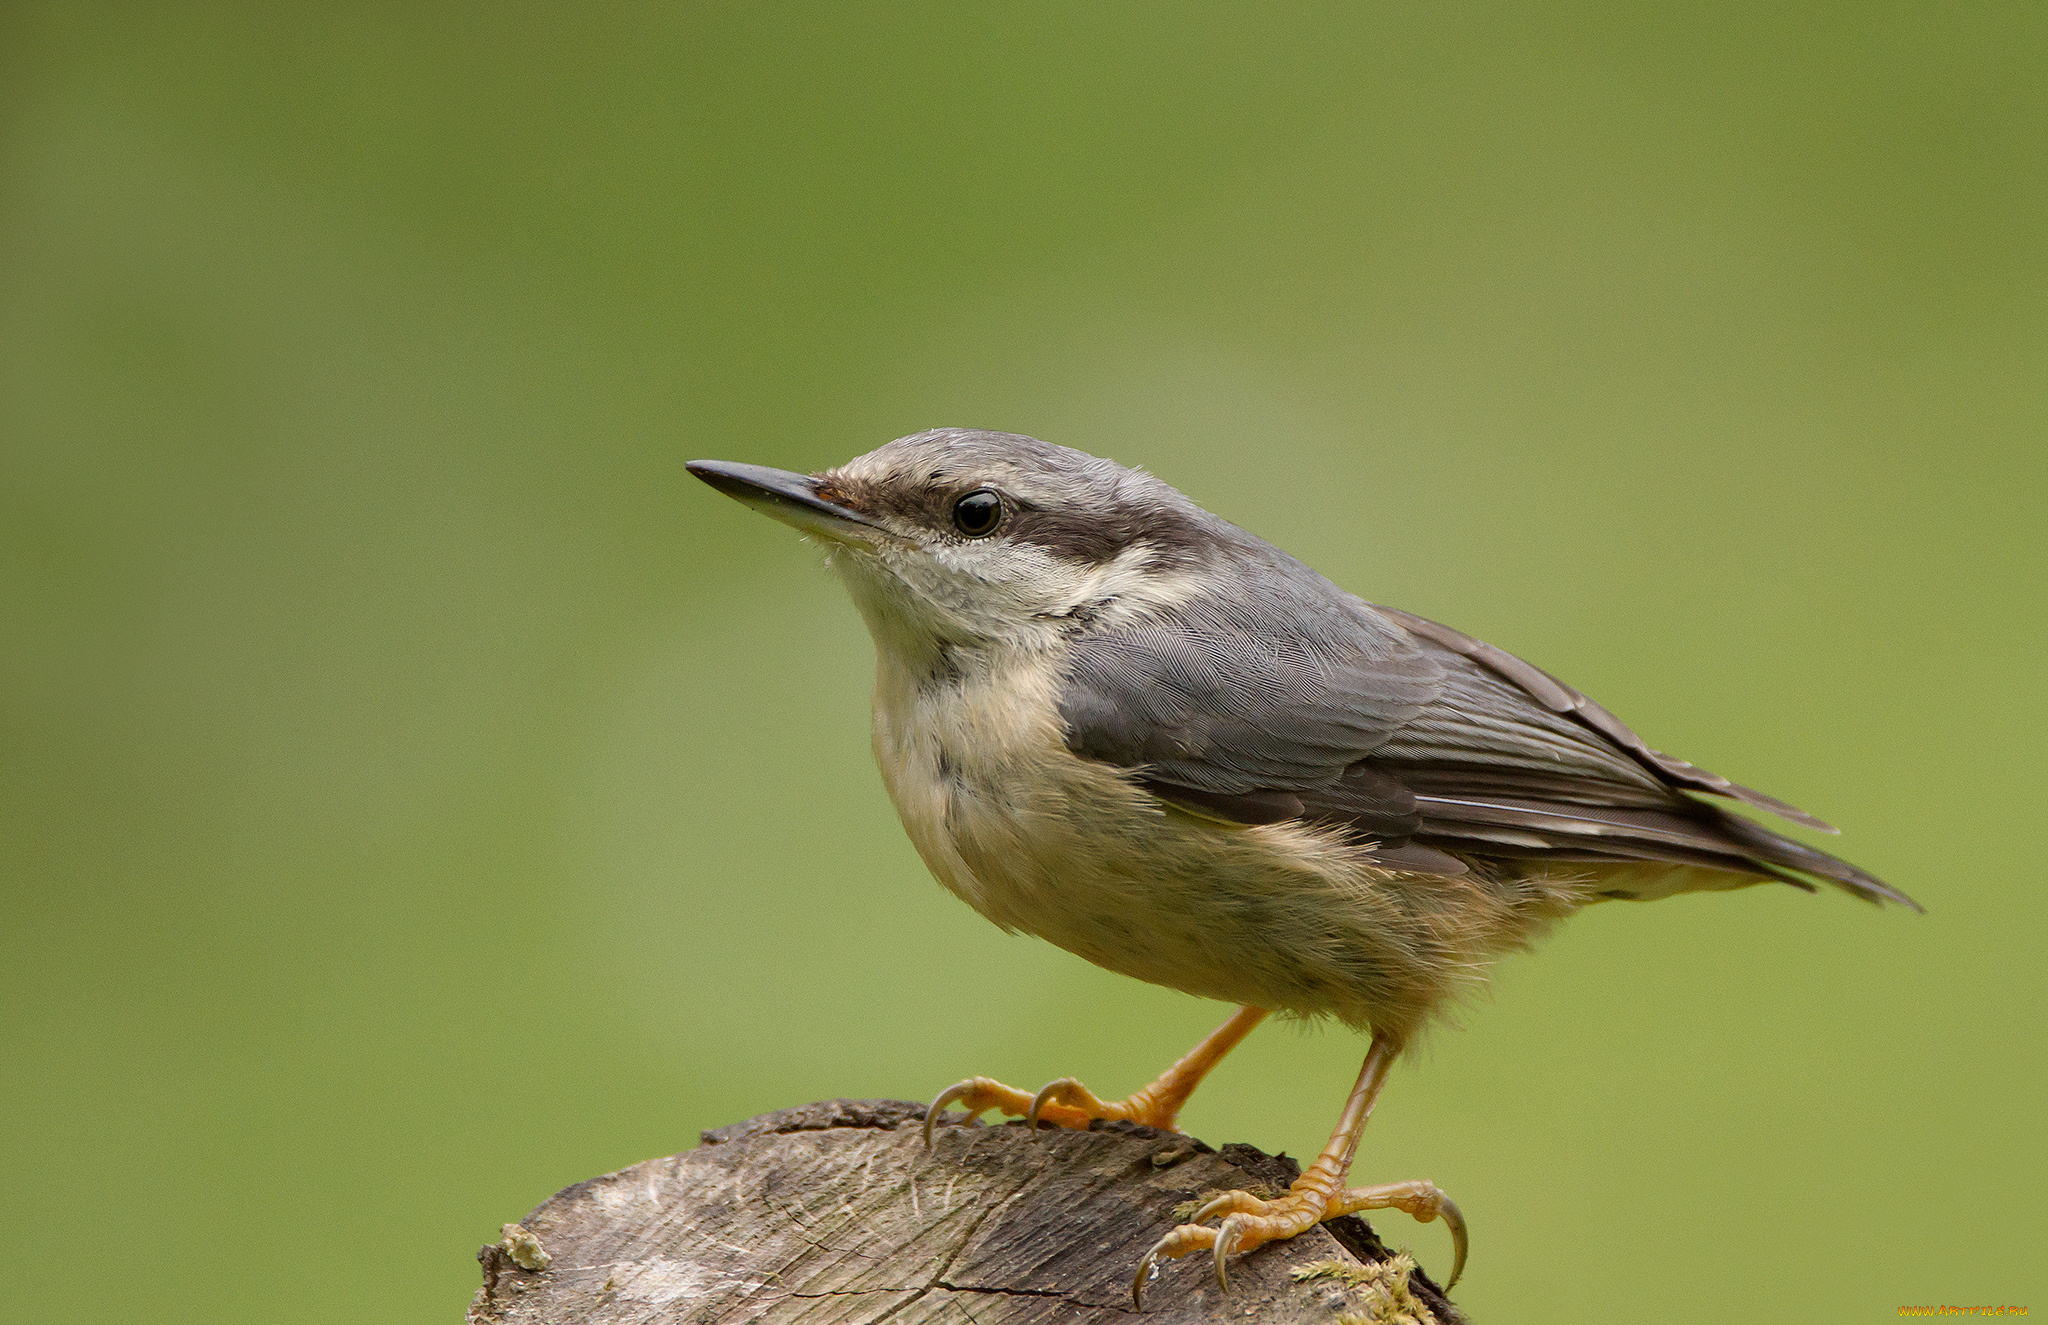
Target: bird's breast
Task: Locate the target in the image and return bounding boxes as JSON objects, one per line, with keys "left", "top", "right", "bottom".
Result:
{"left": 869, "top": 648, "right": 1108, "bottom": 926}
{"left": 864, "top": 648, "right": 1494, "bottom": 1032}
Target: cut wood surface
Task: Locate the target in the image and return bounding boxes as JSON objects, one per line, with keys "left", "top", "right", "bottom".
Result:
{"left": 470, "top": 1099, "right": 1466, "bottom": 1325}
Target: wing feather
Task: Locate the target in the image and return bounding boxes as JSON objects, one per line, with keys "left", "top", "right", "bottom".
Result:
{"left": 1373, "top": 605, "right": 1836, "bottom": 831}
{"left": 1055, "top": 585, "right": 1913, "bottom": 909}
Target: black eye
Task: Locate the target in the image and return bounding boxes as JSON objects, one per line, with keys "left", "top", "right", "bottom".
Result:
{"left": 951, "top": 488, "right": 1004, "bottom": 537}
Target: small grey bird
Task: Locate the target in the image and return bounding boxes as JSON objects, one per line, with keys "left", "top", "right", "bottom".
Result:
{"left": 688, "top": 428, "right": 1915, "bottom": 1305}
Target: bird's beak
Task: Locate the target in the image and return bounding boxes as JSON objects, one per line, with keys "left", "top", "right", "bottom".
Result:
{"left": 687, "top": 459, "right": 885, "bottom": 548}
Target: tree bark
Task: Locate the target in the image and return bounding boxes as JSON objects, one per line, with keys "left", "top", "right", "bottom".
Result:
{"left": 470, "top": 1099, "right": 1466, "bottom": 1324}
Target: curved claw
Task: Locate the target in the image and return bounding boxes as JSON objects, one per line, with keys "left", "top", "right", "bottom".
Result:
{"left": 1190, "top": 1190, "right": 1261, "bottom": 1225}
{"left": 921, "top": 1079, "right": 982, "bottom": 1147}
{"left": 1025, "top": 1083, "right": 1054, "bottom": 1134}
{"left": 1211, "top": 1213, "right": 1247, "bottom": 1292}
{"left": 1438, "top": 1194, "right": 1468, "bottom": 1290}
{"left": 1132, "top": 1230, "right": 1172, "bottom": 1309}
{"left": 1025, "top": 1079, "right": 1070, "bottom": 1136}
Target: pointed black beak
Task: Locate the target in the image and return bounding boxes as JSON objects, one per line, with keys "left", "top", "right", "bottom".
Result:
{"left": 686, "top": 459, "right": 884, "bottom": 544}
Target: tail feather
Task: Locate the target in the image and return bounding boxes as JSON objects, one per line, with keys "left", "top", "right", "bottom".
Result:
{"left": 1711, "top": 810, "right": 1921, "bottom": 910}
{"left": 1408, "top": 792, "right": 1920, "bottom": 911}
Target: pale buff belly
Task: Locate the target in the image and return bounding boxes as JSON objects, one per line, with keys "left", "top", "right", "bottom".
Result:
{"left": 868, "top": 667, "right": 1579, "bottom": 1039}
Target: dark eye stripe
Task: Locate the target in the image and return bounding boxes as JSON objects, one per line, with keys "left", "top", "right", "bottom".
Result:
{"left": 1004, "top": 502, "right": 1211, "bottom": 567}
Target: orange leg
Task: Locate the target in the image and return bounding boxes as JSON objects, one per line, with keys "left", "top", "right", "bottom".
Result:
{"left": 921, "top": 1005, "right": 1268, "bottom": 1143}
{"left": 1132, "top": 1032, "right": 1466, "bottom": 1306}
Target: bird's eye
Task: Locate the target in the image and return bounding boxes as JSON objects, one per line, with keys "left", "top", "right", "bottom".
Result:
{"left": 951, "top": 488, "right": 1004, "bottom": 537}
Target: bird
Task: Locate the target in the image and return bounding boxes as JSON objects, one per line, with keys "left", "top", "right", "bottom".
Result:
{"left": 687, "top": 428, "right": 1916, "bottom": 1306}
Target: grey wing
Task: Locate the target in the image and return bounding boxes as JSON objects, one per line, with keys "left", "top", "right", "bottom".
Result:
{"left": 1057, "top": 595, "right": 1445, "bottom": 852}
{"left": 1058, "top": 597, "right": 1916, "bottom": 910}
{"left": 1373, "top": 606, "right": 1834, "bottom": 829}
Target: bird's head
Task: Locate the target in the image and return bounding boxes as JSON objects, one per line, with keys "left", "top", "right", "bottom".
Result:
{"left": 689, "top": 429, "right": 1232, "bottom": 670}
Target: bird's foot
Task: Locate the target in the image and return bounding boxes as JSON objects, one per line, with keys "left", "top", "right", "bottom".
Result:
{"left": 921, "top": 1074, "right": 1183, "bottom": 1144}
{"left": 921, "top": 1009, "right": 1268, "bottom": 1146}
{"left": 1132, "top": 1176, "right": 1465, "bottom": 1306}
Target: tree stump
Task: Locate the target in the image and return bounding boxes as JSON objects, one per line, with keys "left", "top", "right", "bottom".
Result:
{"left": 470, "top": 1099, "right": 1466, "bottom": 1324}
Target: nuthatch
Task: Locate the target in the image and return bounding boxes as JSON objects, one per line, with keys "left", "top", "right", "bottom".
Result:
{"left": 688, "top": 428, "right": 1915, "bottom": 1305}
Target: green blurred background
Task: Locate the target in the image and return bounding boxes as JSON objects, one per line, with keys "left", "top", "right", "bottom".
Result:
{"left": 3, "top": 4, "right": 2042, "bottom": 1321}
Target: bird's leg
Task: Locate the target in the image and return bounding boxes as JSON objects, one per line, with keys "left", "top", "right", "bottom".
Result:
{"left": 922, "top": 1005, "right": 1268, "bottom": 1142}
{"left": 1132, "top": 1033, "right": 1466, "bottom": 1305}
